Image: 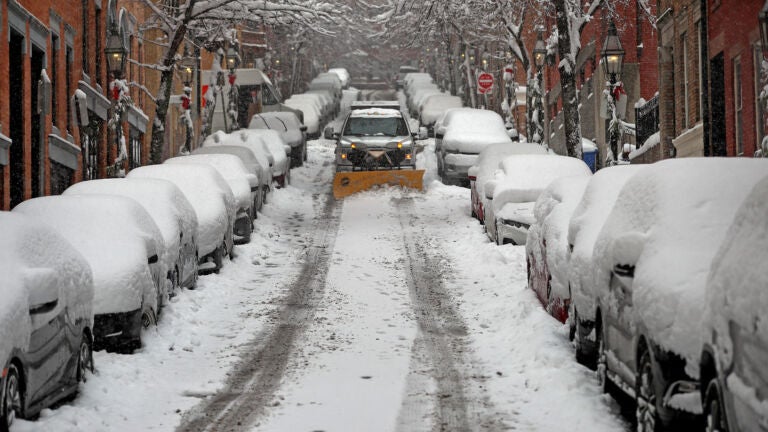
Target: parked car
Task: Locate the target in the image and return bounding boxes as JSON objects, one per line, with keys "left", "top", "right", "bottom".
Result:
{"left": 327, "top": 67, "right": 351, "bottom": 89}
{"left": 240, "top": 129, "right": 291, "bottom": 188}
{"left": 0, "top": 212, "right": 94, "bottom": 430}
{"left": 127, "top": 164, "right": 236, "bottom": 274}
{"left": 468, "top": 142, "right": 549, "bottom": 224}
{"left": 419, "top": 94, "right": 463, "bottom": 136}
{"left": 567, "top": 165, "right": 646, "bottom": 367}
{"left": 526, "top": 176, "right": 591, "bottom": 324}
{"left": 434, "top": 107, "right": 476, "bottom": 152}
{"left": 192, "top": 144, "right": 268, "bottom": 211}
{"left": 438, "top": 109, "right": 512, "bottom": 186}
{"left": 249, "top": 111, "right": 307, "bottom": 167}
{"left": 204, "top": 130, "right": 276, "bottom": 190}
{"left": 699, "top": 174, "right": 768, "bottom": 432}
{"left": 64, "top": 178, "right": 200, "bottom": 295}
{"left": 395, "top": 65, "right": 419, "bottom": 89}
{"left": 590, "top": 158, "right": 768, "bottom": 431}
{"left": 484, "top": 154, "right": 591, "bottom": 245}
{"left": 165, "top": 154, "right": 255, "bottom": 245}
{"left": 14, "top": 195, "right": 165, "bottom": 352}
{"left": 284, "top": 98, "right": 321, "bottom": 138}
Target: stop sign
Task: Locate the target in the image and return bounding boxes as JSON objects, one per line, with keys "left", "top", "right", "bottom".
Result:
{"left": 477, "top": 72, "right": 494, "bottom": 94}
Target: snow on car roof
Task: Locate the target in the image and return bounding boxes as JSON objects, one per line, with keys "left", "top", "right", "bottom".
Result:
{"left": 493, "top": 154, "right": 592, "bottom": 207}
{"left": 349, "top": 108, "right": 403, "bottom": 118}
{"left": 593, "top": 158, "right": 768, "bottom": 376}
{"left": 165, "top": 154, "right": 253, "bottom": 212}
{"left": 13, "top": 195, "right": 161, "bottom": 315}
{"left": 64, "top": 178, "right": 198, "bottom": 271}
{"left": 421, "top": 95, "right": 463, "bottom": 125}
{"left": 0, "top": 211, "right": 94, "bottom": 364}
{"left": 472, "top": 143, "right": 549, "bottom": 202}
{"left": 442, "top": 110, "right": 511, "bottom": 153}
{"left": 192, "top": 145, "right": 264, "bottom": 184}
{"left": 127, "top": 164, "right": 234, "bottom": 258}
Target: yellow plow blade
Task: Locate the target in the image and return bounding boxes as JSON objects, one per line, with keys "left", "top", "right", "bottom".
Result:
{"left": 333, "top": 170, "right": 425, "bottom": 199}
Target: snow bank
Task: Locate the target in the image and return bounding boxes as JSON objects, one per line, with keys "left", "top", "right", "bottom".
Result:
{"left": 64, "top": 178, "right": 198, "bottom": 275}
{"left": 0, "top": 212, "right": 94, "bottom": 365}
{"left": 13, "top": 195, "right": 161, "bottom": 315}
{"left": 127, "top": 164, "right": 234, "bottom": 258}
{"left": 568, "top": 165, "right": 646, "bottom": 322}
{"left": 165, "top": 154, "right": 253, "bottom": 212}
{"left": 420, "top": 95, "right": 463, "bottom": 126}
{"left": 592, "top": 158, "right": 768, "bottom": 377}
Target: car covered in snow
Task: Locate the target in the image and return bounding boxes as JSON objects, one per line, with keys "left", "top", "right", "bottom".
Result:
{"left": 483, "top": 154, "right": 591, "bottom": 245}
{"left": 567, "top": 165, "right": 646, "bottom": 367}
{"left": 192, "top": 144, "right": 268, "bottom": 211}
{"left": 526, "top": 175, "right": 591, "bottom": 324}
{"left": 590, "top": 158, "right": 768, "bottom": 430}
{"left": 284, "top": 98, "right": 322, "bottom": 138}
{"left": 240, "top": 129, "right": 291, "bottom": 188}
{"left": 419, "top": 94, "right": 463, "bottom": 136}
{"left": 13, "top": 195, "right": 165, "bottom": 352}
{"left": 395, "top": 66, "right": 420, "bottom": 88}
{"left": 0, "top": 212, "right": 94, "bottom": 430}
{"left": 127, "top": 164, "right": 236, "bottom": 274}
{"left": 248, "top": 111, "right": 307, "bottom": 167}
{"left": 438, "top": 109, "right": 513, "bottom": 187}
{"left": 468, "top": 142, "right": 549, "bottom": 224}
{"left": 64, "top": 178, "right": 200, "bottom": 295}
{"left": 699, "top": 174, "right": 768, "bottom": 432}
{"left": 327, "top": 67, "right": 351, "bottom": 89}
{"left": 165, "top": 154, "right": 256, "bottom": 244}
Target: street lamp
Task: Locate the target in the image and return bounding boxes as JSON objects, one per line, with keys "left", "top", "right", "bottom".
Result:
{"left": 531, "top": 30, "right": 547, "bottom": 144}
{"left": 179, "top": 47, "right": 196, "bottom": 154}
{"left": 105, "top": 25, "right": 128, "bottom": 176}
{"left": 226, "top": 45, "right": 240, "bottom": 72}
{"left": 601, "top": 20, "right": 625, "bottom": 164}
{"left": 105, "top": 29, "right": 127, "bottom": 82}
{"left": 180, "top": 47, "right": 196, "bottom": 87}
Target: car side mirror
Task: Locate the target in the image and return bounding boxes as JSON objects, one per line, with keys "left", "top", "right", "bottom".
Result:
{"left": 484, "top": 180, "right": 498, "bottom": 200}
{"left": 300, "top": 125, "right": 308, "bottom": 132}
{"left": 610, "top": 232, "right": 646, "bottom": 278}
{"left": 26, "top": 269, "right": 60, "bottom": 314}
{"left": 323, "top": 126, "right": 335, "bottom": 140}
{"left": 284, "top": 144, "right": 292, "bottom": 156}
{"left": 468, "top": 166, "right": 479, "bottom": 181}
{"left": 148, "top": 254, "right": 159, "bottom": 265}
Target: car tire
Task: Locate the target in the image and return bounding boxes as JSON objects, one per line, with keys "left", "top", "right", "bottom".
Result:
{"left": 636, "top": 348, "right": 661, "bottom": 432}
{"left": 141, "top": 308, "right": 156, "bottom": 330}
{"left": 573, "top": 310, "right": 594, "bottom": 368}
{"left": 1, "top": 363, "right": 23, "bottom": 431}
{"left": 213, "top": 243, "right": 224, "bottom": 273}
{"left": 168, "top": 268, "right": 180, "bottom": 300}
{"left": 596, "top": 319, "right": 608, "bottom": 393}
{"left": 704, "top": 379, "right": 729, "bottom": 432}
{"left": 76, "top": 335, "right": 93, "bottom": 383}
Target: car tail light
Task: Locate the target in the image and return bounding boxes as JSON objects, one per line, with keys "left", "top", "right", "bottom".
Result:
{"left": 468, "top": 175, "right": 476, "bottom": 181}
{"left": 1, "top": 368, "right": 6, "bottom": 378}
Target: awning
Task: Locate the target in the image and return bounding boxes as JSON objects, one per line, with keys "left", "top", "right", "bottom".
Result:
{"left": 0, "top": 132, "right": 11, "bottom": 166}
{"left": 126, "top": 105, "right": 149, "bottom": 133}
{"left": 49, "top": 133, "right": 80, "bottom": 170}
{"left": 78, "top": 80, "right": 111, "bottom": 120}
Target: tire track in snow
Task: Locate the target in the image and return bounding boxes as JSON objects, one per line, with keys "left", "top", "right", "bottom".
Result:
{"left": 395, "top": 195, "right": 510, "bottom": 432}
{"left": 177, "top": 160, "right": 340, "bottom": 432}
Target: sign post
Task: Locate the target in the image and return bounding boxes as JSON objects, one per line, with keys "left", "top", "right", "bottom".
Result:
{"left": 477, "top": 72, "right": 494, "bottom": 94}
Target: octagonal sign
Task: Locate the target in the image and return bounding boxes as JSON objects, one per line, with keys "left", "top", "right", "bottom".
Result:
{"left": 477, "top": 72, "right": 494, "bottom": 94}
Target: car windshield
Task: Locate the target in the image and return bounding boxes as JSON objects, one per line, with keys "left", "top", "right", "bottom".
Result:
{"left": 343, "top": 117, "right": 409, "bottom": 136}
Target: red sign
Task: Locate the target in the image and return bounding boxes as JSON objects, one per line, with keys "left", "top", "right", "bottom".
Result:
{"left": 477, "top": 72, "right": 494, "bottom": 94}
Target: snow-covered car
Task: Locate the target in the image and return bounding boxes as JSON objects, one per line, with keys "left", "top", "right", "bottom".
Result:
{"left": 0, "top": 212, "right": 94, "bottom": 430}
{"left": 438, "top": 109, "right": 513, "bottom": 186}
{"left": 468, "top": 142, "right": 549, "bottom": 224}
{"left": 483, "top": 154, "right": 591, "bottom": 246}
{"left": 288, "top": 93, "right": 331, "bottom": 125}
{"left": 327, "top": 67, "right": 351, "bottom": 89}
{"left": 192, "top": 144, "right": 267, "bottom": 211}
{"left": 419, "top": 94, "right": 463, "bottom": 135}
{"left": 591, "top": 158, "right": 768, "bottom": 430}
{"left": 407, "top": 84, "right": 440, "bottom": 116}
{"left": 165, "top": 154, "right": 255, "bottom": 244}
{"left": 395, "top": 66, "right": 419, "bottom": 88}
{"left": 13, "top": 195, "right": 165, "bottom": 352}
{"left": 127, "top": 164, "right": 236, "bottom": 274}
{"left": 525, "top": 176, "right": 591, "bottom": 324}
{"left": 567, "top": 164, "right": 646, "bottom": 367}
{"left": 64, "top": 178, "right": 200, "bottom": 295}
{"left": 434, "top": 107, "right": 476, "bottom": 152}
{"left": 249, "top": 111, "right": 307, "bottom": 167}
{"left": 204, "top": 130, "right": 276, "bottom": 191}
{"left": 284, "top": 99, "right": 321, "bottom": 138}
{"left": 241, "top": 129, "right": 291, "bottom": 187}
{"left": 699, "top": 174, "right": 768, "bottom": 432}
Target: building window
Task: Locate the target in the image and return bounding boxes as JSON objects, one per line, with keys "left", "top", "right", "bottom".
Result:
{"left": 129, "top": 127, "right": 142, "bottom": 169}
{"left": 682, "top": 32, "right": 690, "bottom": 128}
{"left": 51, "top": 34, "right": 59, "bottom": 126}
{"left": 754, "top": 46, "right": 765, "bottom": 155}
{"left": 82, "top": 0, "right": 89, "bottom": 75}
{"left": 95, "top": 6, "right": 102, "bottom": 85}
{"left": 697, "top": 21, "right": 704, "bottom": 122}
{"left": 734, "top": 56, "right": 744, "bottom": 155}
{"left": 66, "top": 46, "right": 74, "bottom": 133}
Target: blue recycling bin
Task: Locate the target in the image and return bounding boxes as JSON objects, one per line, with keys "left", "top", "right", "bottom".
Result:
{"left": 582, "top": 148, "right": 597, "bottom": 173}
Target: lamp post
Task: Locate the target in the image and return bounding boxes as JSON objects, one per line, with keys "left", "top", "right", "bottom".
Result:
{"left": 223, "top": 44, "right": 240, "bottom": 132}
{"left": 532, "top": 30, "right": 547, "bottom": 144}
{"left": 757, "top": 1, "right": 768, "bottom": 157}
{"left": 105, "top": 26, "right": 128, "bottom": 176}
{"left": 601, "top": 21, "right": 625, "bottom": 164}
{"left": 179, "top": 47, "right": 196, "bottom": 154}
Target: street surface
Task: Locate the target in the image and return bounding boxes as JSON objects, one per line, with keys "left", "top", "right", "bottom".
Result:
{"left": 15, "top": 138, "right": 629, "bottom": 432}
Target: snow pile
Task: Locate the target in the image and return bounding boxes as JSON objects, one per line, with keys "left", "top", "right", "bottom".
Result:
{"left": 13, "top": 195, "right": 161, "bottom": 316}
{"left": 705, "top": 174, "right": 768, "bottom": 381}
{"left": 581, "top": 137, "right": 598, "bottom": 152}
{"left": 526, "top": 176, "right": 591, "bottom": 315}
{"left": 568, "top": 165, "right": 646, "bottom": 322}
{"left": 0, "top": 212, "right": 94, "bottom": 364}
{"left": 420, "top": 95, "right": 463, "bottom": 126}
{"left": 127, "top": 164, "right": 235, "bottom": 258}
{"left": 64, "top": 178, "right": 198, "bottom": 276}
{"left": 165, "top": 154, "right": 253, "bottom": 213}
{"left": 442, "top": 110, "right": 511, "bottom": 153}
{"left": 593, "top": 158, "right": 768, "bottom": 377}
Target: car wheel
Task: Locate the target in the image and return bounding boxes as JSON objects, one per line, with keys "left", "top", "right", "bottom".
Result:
{"left": 1, "top": 364, "right": 22, "bottom": 431}
{"left": 704, "top": 379, "right": 728, "bottom": 432}
{"left": 636, "top": 348, "right": 660, "bottom": 432}
{"left": 141, "top": 308, "right": 156, "bottom": 330}
{"left": 213, "top": 243, "right": 224, "bottom": 273}
{"left": 190, "top": 253, "right": 199, "bottom": 289}
{"left": 76, "top": 335, "right": 93, "bottom": 383}
{"left": 596, "top": 320, "right": 608, "bottom": 393}
{"left": 262, "top": 186, "right": 269, "bottom": 206}
{"left": 168, "top": 268, "right": 180, "bottom": 300}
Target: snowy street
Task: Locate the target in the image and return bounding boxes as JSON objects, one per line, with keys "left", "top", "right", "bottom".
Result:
{"left": 13, "top": 138, "right": 629, "bottom": 432}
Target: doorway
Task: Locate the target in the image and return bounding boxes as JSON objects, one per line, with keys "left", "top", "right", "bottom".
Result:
{"left": 710, "top": 53, "right": 727, "bottom": 156}
{"left": 31, "top": 44, "right": 45, "bottom": 198}
{"left": 9, "top": 31, "right": 24, "bottom": 207}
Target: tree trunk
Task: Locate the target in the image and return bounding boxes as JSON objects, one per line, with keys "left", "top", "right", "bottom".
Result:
{"left": 553, "top": 0, "right": 583, "bottom": 159}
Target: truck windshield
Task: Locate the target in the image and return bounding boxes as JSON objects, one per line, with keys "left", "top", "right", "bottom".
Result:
{"left": 343, "top": 117, "right": 409, "bottom": 136}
